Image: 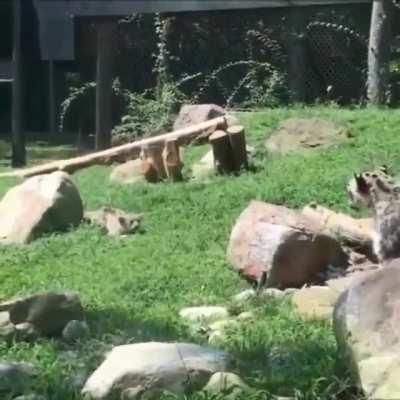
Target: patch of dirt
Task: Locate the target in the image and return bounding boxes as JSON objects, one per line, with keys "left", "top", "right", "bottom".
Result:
{"left": 265, "top": 118, "right": 350, "bottom": 155}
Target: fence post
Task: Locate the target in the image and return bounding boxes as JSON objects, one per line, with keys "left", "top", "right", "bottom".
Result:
{"left": 287, "top": 7, "right": 308, "bottom": 103}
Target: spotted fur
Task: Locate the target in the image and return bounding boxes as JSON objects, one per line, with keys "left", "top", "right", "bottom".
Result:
{"left": 347, "top": 165, "right": 400, "bottom": 264}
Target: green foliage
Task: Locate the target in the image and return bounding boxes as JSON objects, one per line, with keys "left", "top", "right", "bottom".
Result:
{"left": 111, "top": 82, "right": 187, "bottom": 143}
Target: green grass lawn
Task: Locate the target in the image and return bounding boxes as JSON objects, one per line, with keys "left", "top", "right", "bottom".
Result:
{"left": 1, "top": 107, "right": 398, "bottom": 399}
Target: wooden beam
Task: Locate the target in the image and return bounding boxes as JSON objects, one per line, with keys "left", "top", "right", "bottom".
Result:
{"left": 95, "top": 20, "right": 116, "bottom": 150}
{"left": 11, "top": 0, "right": 26, "bottom": 167}
{"left": 0, "top": 116, "right": 228, "bottom": 179}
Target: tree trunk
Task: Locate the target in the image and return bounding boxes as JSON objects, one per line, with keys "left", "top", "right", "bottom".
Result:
{"left": 227, "top": 125, "right": 248, "bottom": 172}
{"left": 367, "top": 0, "right": 393, "bottom": 105}
{"left": 209, "top": 130, "right": 234, "bottom": 174}
{"left": 95, "top": 21, "right": 116, "bottom": 150}
{"left": 11, "top": 0, "right": 26, "bottom": 167}
{"left": 287, "top": 7, "right": 308, "bottom": 103}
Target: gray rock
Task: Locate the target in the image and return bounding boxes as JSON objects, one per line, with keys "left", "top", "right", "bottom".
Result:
{"left": 62, "top": 320, "right": 90, "bottom": 342}
{"left": 173, "top": 104, "right": 226, "bottom": 132}
{"left": 334, "top": 264, "right": 400, "bottom": 399}
{"left": 0, "top": 171, "right": 83, "bottom": 244}
{"left": 0, "top": 362, "right": 38, "bottom": 395}
{"left": 109, "top": 159, "right": 145, "bottom": 185}
{"left": 232, "top": 289, "right": 256, "bottom": 303}
{"left": 0, "top": 292, "right": 84, "bottom": 337}
{"left": 261, "top": 288, "right": 287, "bottom": 299}
{"left": 82, "top": 342, "right": 231, "bottom": 399}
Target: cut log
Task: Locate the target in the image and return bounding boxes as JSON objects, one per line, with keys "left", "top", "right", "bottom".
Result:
{"left": 162, "top": 138, "right": 183, "bottom": 182}
{"left": 227, "top": 201, "right": 347, "bottom": 289}
{"left": 142, "top": 143, "right": 166, "bottom": 181}
{"left": 227, "top": 125, "right": 248, "bottom": 172}
{"left": 0, "top": 116, "right": 228, "bottom": 179}
{"left": 209, "top": 130, "right": 234, "bottom": 174}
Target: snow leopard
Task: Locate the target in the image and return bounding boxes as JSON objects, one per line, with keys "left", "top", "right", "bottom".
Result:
{"left": 347, "top": 165, "right": 400, "bottom": 264}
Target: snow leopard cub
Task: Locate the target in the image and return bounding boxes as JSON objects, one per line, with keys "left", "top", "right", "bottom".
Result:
{"left": 347, "top": 165, "right": 400, "bottom": 264}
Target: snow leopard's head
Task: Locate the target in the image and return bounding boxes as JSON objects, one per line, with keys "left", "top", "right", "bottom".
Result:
{"left": 346, "top": 165, "right": 400, "bottom": 209}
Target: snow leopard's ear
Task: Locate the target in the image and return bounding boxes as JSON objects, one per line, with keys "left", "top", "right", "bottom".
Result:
{"left": 354, "top": 174, "right": 370, "bottom": 194}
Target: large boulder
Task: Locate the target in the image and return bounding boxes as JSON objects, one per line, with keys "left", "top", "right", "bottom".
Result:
{"left": 82, "top": 342, "right": 231, "bottom": 399}
{"left": 0, "top": 171, "right": 83, "bottom": 244}
{"left": 227, "top": 201, "right": 347, "bottom": 288}
{"left": 334, "top": 263, "right": 400, "bottom": 399}
{"left": 0, "top": 292, "right": 84, "bottom": 337}
{"left": 173, "top": 104, "right": 226, "bottom": 131}
{"left": 109, "top": 159, "right": 146, "bottom": 185}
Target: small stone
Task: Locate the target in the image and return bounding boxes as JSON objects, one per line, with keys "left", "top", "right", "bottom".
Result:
{"left": 204, "top": 372, "right": 250, "bottom": 397}
{"left": 236, "top": 311, "right": 255, "bottom": 321}
{"left": 14, "top": 395, "right": 47, "bottom": 400}
{"left": 232, "top": 289, "right": 256, "bottom": 303}
{"left": 0, "top": 362, "right": 38, "bottom": 395}
{"left": 62, "top": 320, "right": 90, "bottom": 342}
{"left": 14, "top": 322, "right": 39, "bottom": 341}
{"left": 179, "top": 306, "right": 229, "bottom": 324}
{"left": 261, "top": 288, "right": 287, "bottom": 299}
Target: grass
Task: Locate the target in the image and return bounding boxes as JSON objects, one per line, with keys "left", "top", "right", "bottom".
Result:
{"left": 1, "top": 106, "right": 398, "bottom": 399}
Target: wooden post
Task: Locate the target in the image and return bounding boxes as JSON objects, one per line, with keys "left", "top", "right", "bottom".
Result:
{"left": 141, "top": 143, "right": 166, "bottom": 181}
{"left": 11, "top": 0, "right": 26, "bottom": 167}
{"left": 209, "top": 130, "right": 234, "bottom": 174}
{"left": 162, "top": 138, "right": 183, "bottom": 182}
{"left": 367, "top": 0, "right": 394, "bottom": 105}
{"left": 287, "top": 7, "right": 308, "bottom": 103}
{"left": 95, "top": 20, "right": 116, "bottom": 150}
{"left": 48, "top": 60, "right": 56, "bottom": 134}
{"left": 227, "top": 125, "right": 247, "bottom": 172}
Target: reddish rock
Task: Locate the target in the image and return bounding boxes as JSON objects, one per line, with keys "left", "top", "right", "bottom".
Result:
{"left": 227, "top": 201, "right": 347, "bottom": 288}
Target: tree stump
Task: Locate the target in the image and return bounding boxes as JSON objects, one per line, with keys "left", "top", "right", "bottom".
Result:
{"left": 141, "top": 143, "right": 167, "bottom": 182}
{"left": 209, "top": 130, "right": 234, "bottom": 174}
{"left": 162, "top": 138, "right": 183, "bottom": 182}
{"left": 227, "top": 125, "right": 248, "bottom": 172}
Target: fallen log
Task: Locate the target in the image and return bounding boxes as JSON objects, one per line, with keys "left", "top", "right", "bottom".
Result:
{"left": 0, "top": 116, "right": 228, "bottom": 179}
{"left": 301, "top": 204, "right": 374, "bottom": 248}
